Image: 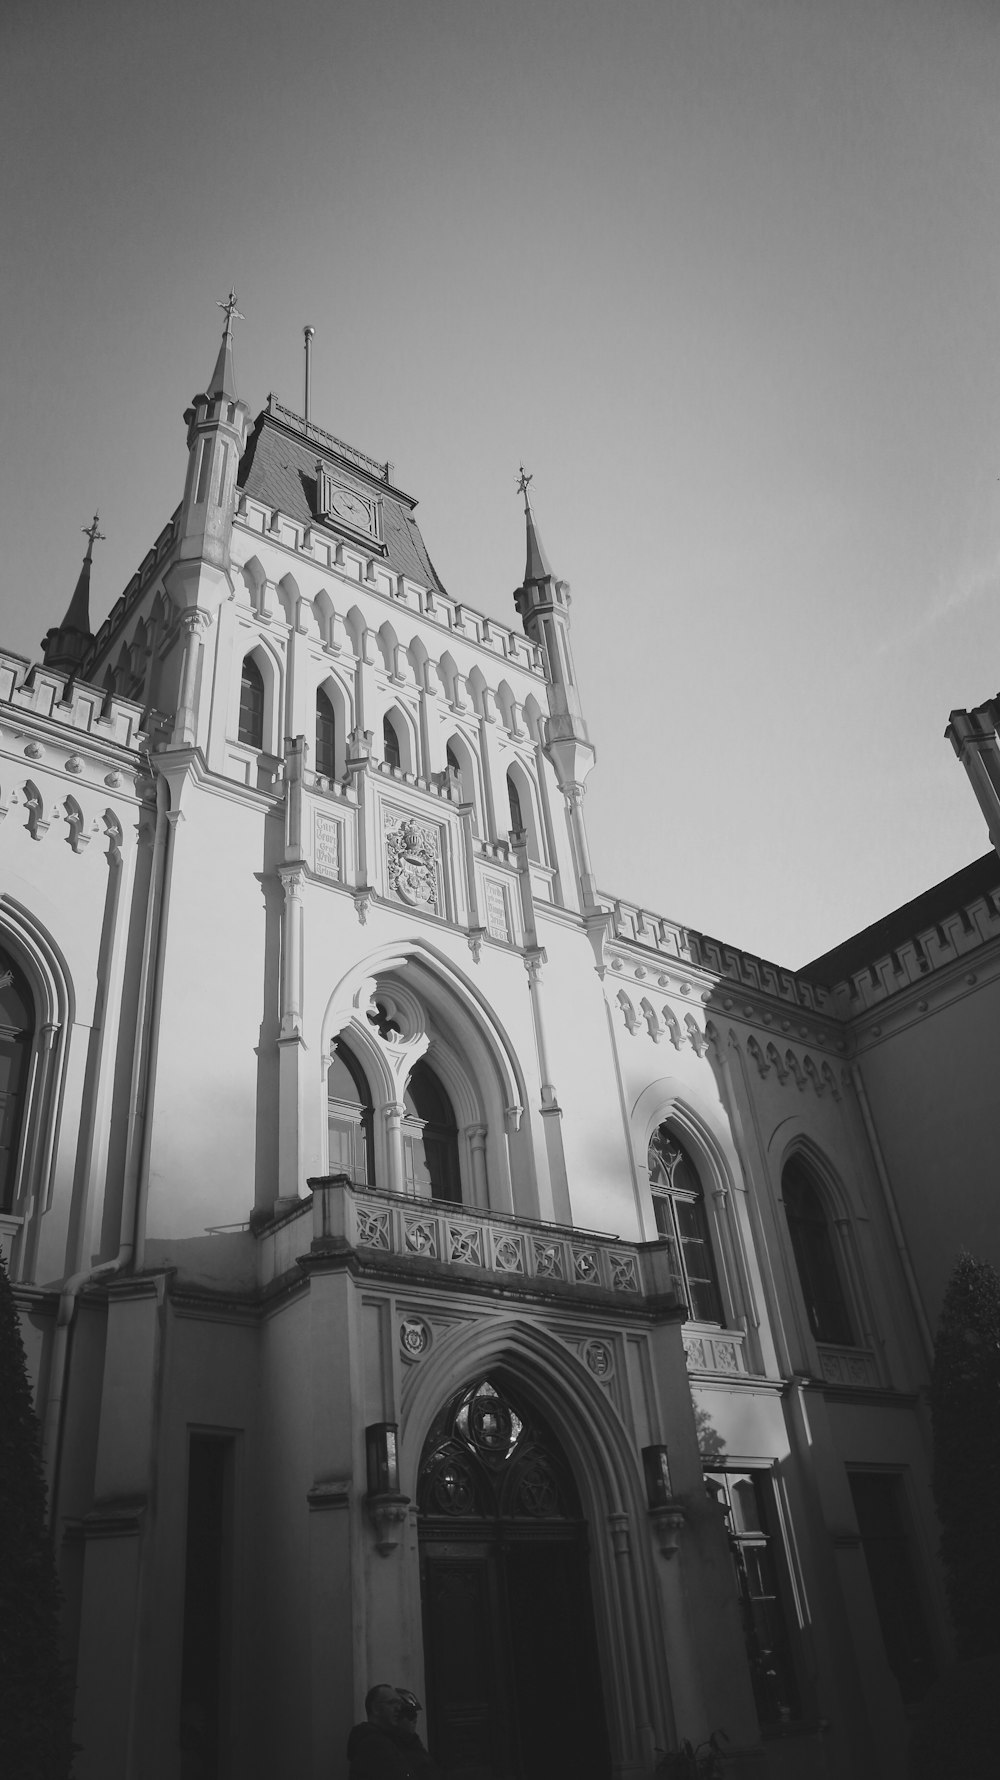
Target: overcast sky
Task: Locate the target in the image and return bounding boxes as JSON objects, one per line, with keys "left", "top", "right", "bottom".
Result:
{"left": 2, "top": 0, "right": 999, "bottom": 967}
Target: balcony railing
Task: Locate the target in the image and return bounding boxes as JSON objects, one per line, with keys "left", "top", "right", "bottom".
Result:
{"left": 303, "top": 1175, "right": 684, "bottom": 1304}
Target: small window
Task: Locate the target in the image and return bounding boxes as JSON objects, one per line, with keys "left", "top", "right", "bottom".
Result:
{"left": 782, "top": 1158, "right": 853, "bottom": 1346}
{"left": 238, "top": 656, "right": 265, "bottom": 750}
{"left": 402, "top": 1059, "right": 460, "bottom": 1203}
{"left": 383, "top": 714, "right": 401, "bottom": 771}
{"left": 848, "top": 1471, "right": 935, "bottom": 1702}
{"left": 705, "top": 1469, "right": 801, "bottom": 1727}
{"left": 327, "top": 1042, "right": 374, "bottom": 1185}
{"left": 507, "top": 772, "right": 523, "bottom": 837}
{"left": 0, "top": 949, "right": 33, "bottom": 1214}
{"left": 648, "top": 1126, "right": 723, "bottom": 1324}
{"left": 316, "top": 689, "right": 337, "bottom": 779}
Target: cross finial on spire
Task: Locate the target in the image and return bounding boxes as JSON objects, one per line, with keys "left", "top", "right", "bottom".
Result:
{"left": 207, "top": 290, "right": 243, "bottom": 401}
{"left": 82, "top": 513, "right": 105, "bottom": 557}
{"left": 217, "top": 288, "right": 244, "bottom": 334}
{"left": 516, "top": 464, "right": 533, "bottom": 507}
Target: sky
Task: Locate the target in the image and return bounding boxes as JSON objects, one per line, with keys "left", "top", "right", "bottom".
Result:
{"left": 2, "top": 0, "right": 999, "bottom": 969}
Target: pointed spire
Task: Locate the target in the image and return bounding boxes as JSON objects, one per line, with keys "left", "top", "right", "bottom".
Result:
{"left": 41, "top": 515, "right": 103, "bottom": 672}
{"left": 207, "top": 288, "right": 244, "bottom": 401}
{"left": 517, "top": 465, "right": 553, "bottom": 583}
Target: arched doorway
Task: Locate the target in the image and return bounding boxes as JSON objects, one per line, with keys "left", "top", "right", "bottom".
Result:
{"left": 418, "top": 1376, "right": 611, "bottom": 1780}
{"left": 0, "top": 946, "right": 34, "bottom": 1212}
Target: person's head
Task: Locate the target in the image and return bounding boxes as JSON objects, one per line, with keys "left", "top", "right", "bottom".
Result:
{"left": 366, "top": 1684, "right": 402, "bottom": 1729}
{"left": 397, "top": 1689, "right": 421, "bottom": 1727}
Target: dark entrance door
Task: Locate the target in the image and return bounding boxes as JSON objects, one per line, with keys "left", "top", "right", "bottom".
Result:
{"left": 418, "top": 1378, "right": 611, "bottom": 1780}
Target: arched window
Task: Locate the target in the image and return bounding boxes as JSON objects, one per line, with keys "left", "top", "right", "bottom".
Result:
{"left": 316, "top": 688, "right": 337, "bottom": 779}
{"left": 238, "top": 655, "right": 265, "bottom": 749}
{"left": 782, "top": 1158, "right": 853, "bottom": 1345}
{"left": 647, "top": 1125, "right": 723, "bottom": 1324}
{"left": 446, "top": 743, "right": 462, "bottom": 788}
{"left": 507, "top": 771, "right": 523, "bottom": 837}
{"left": 0, "top": 949, "right": 34, "bottom": 1213}
{"left": 383, "top": 713, "right": 401, "bottom": 771}
{"left": 327, "top": 1041, "right": 374, "bottom": 1185}
{"left": 403, "top": 1058, "right": 460, "bottom": 1203}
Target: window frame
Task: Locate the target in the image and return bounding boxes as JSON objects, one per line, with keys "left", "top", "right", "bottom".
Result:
{"left": 704, "top": 1464, "right": 806, "bottom": 1731}
{"left": 647, "top": 1124, "right": 724, "bottom": 1326}
{"left": 781, "top": 1155, "right": 856, "bottom": 1348}
{"left": 237, "top": 653, "right": 266, "bottom": 751}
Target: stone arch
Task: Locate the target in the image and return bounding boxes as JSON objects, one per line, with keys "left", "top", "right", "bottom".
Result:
{"left": 233, "top": 636, "right": 282, "bottom": 754}
{"left": 443, "top": 729, "right": 482, "bottom": 830}
{"left": 344, "top": 604, "right": 368, "bottom": 660}
{"left": 400, "top": 1316, "right": 674, "bottom": 1772}
{"left": 523, "top": 691, "right": 545, "bottom": 744}
{"left": 406, "top": 633, "right": 431, "bottom": 692}
{"left": 505, "top": 756, "right": 542, "bottom": 861}
{"left": 381, "top": 701, "right": 417, "bottom": 775}
{"left": 321, "top": 943, "right": 529, "bottom": 1215}
{"left": 496, "top": 679, "right": 523, "bottom": 736}
{"left": 769, "top": 1126, "right": 875, "bottom": 1358}
{"left": 0, "top": 899, "right": 74, "bottom": 1275}
{"left": 239, "top": 555, "right": 266, "bottom": 615}
{"left": 630, "top": 1077, "right": 747, "bottom": 1322}
{"left": 438, "top": 649, "right": 466, "bottom": 712}
{"left": 313, "top": 587, "right": 342, "bottom": 652}
{"left": 313, "top": 668, "right": 353, "bottom": 782}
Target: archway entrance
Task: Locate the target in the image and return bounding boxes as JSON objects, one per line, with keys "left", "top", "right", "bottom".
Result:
{"left": 418, "top": 1376, "right": 611, "bottom": 1780}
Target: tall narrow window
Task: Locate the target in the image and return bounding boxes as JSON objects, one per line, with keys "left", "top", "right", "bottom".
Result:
{"left": 316, "top": 689, "right": 337, "bottom": 779}
{"left": 705, "top": 1469, "right": 801, "bottom": 1727}
{"left": 238, "top": 655, "right": 265, "bottom": 749}
{"left": 507, "top": 772, "right": 523, "bottom": 837}
{"left": 446, "top": 744, "right": 462, "bottom": 792}
{"left": 782, "top": 1158, "right": 853, "bottom": 1346}
{"left": 327, "top": 1041, "right": 374, "bottom": 1185}
{"left": 0, "top": 949, "right": 33, "bottom": 1214}
{"left": 179, "top": 1434, "right": 234, "bottom": 1780}
{"left": 402, "top": 1059, "right": 460, "bottom": 1203}
{"left": 648, "top": 1126, "right": 723, "bottom": 1324}
{"left": 848, "top": 1471, "right": 935, "bottom": 1703}
{"left": 383, "top": 713, "right": 401, "bottom": 770}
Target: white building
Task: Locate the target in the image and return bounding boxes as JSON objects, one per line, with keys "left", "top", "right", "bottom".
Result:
{"left": 4, "top": 306, "right": 996, "bottom": 1780}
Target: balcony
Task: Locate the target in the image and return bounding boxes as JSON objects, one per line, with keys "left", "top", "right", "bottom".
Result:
{"left": 263, "top": 1175, "right": 685, "bottom": 1311}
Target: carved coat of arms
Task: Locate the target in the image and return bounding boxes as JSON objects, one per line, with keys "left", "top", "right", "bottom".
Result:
{"left": 385, "top": 815, "right": 439, "bottom": 911}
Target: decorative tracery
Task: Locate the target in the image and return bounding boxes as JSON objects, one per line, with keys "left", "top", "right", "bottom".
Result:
{"left": 418, "top": 1378, "right": 580, "bottom": 1522}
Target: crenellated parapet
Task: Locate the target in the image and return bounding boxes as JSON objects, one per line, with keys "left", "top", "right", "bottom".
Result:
{"left": 0, "top": 650, "right": 151, "bottom": 755}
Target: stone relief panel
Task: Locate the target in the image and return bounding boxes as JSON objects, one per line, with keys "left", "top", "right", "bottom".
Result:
{"left": 313, "top": 810, "right": 342, "bottom": 881}
{"left": 484, "top": 878, "right": 510, "bottom": 942}
{"left": 384, "top": 810, "right": 442, "bottom": 913}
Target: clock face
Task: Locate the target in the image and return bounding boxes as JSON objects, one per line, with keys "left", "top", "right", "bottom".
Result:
{"left": 329, "top": 486, "right": 372, "bottom": 531}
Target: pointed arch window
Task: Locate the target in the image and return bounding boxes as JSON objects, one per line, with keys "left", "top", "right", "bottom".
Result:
{"left": 327, "top": 1041, "right": 374, "bottom": 1185}
{"left": 316, "top": 689, "right": 337, "bottom": 779}
{"left": 782, "top": 1158, "right": 853, "bottom": 1346}
{"left": 0, "top": 949, "right": 34, "bottom": 1214}
{"left": 383, "top": 713, "right": 401, "bottom": 771}
{"left": 238, "top": 655, "right": 265, "bottom": 749}
{"left": 507, "top": 771, "right": 523, "bottom": 837}
{"left": 648, "top": 1126, "right": 723, "bottom": 1324}
{"left": 403, "top": 1058, "right": 460, "bottom": 1203}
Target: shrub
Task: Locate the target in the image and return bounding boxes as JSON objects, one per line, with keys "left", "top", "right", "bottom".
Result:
{"left": 930, "top": 1251, "right": 1000, "bottom": 1658}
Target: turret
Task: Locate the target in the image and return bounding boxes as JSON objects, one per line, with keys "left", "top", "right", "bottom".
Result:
{"left": 176, "top": 290, "right": 251, "bottom": 569}
{"left": 41, "top": 515, "right": 102, "bottom": 673}
{"left": 513, "top": 470, "right": 598, "bottom": 906}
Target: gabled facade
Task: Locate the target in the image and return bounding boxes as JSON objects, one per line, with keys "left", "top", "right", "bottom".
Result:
{"left": 2, "top": 309, "right": 992, "bottom": 1780}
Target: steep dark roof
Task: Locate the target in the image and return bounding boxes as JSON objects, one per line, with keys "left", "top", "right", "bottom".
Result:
{"left": 801, "top": 851, "right": 1000, "bottom": 987}
{"left": 237, "top": 405, "right": 447, "bottom": 594}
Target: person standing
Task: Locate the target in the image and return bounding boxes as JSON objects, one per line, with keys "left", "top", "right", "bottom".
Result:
{"left": 346, "top": 1685, "right": 442, "bottom": 1780}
